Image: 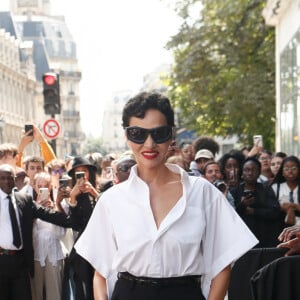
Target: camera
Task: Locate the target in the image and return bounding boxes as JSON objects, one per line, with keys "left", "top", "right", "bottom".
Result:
{"left": 75, "top": 171, "right": 85, "bottom": 179}
{"left": 213, "top": 179, "right": 227, "bottom": 193}
{"left": 75, "top": 171, "right": 85, "bottom": 184}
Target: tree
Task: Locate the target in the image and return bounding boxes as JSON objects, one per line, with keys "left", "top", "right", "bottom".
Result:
{"left": 82, "top": 137, "right": 107, "bottom": 155}
{"left": 166, "top": 0, "right": 276, "bottom": 150}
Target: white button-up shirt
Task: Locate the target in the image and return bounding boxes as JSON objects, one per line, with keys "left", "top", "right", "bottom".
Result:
{"left": 33, "top": 219, "right": 66, "bottom": 266}
{"left": 272, "top": 182, "right": 300, "bottom": 224}
{"left": 75, "top": 164, "right": 257, "bottom": 298}
{"left": 0, "top": 188, "right": 22, "bottom": 250}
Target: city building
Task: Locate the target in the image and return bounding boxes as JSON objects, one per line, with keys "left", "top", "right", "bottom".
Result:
{"left": 101, "top": 64, "right": 172, "bottom": 154}
{"left": 101, "top": 90, "right": 132, "bottom": 154}
{"left": 0, "top": 0, "right": 84, "bottom": 157}
{"left": 263, "top": 0, "right": 300, "bottom": 156}
{"left": 0, "top": 27, "right": 37, "bottom": 155}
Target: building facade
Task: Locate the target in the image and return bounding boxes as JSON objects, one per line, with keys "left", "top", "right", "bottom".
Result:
{"left": 263, "top": 0, "right": 300, "bottom": 156}
{"left": 101, "top": 64, "right": 172, "bottom": 154}
{"left": 101, "top": 90, "right": 132, "bottom": 154}
{"left": 0, "top": 27, "right": 37, "bottom": 155}
{"left": 0, "top": 0, "right": 84, "bottom": 157}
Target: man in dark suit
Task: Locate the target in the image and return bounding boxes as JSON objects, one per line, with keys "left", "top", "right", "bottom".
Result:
{"left": 0, "top": 164, "right": 71, "bottom": 300}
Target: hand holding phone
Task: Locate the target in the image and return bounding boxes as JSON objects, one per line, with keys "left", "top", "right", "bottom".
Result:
{"left": 39, "top": 187, "right": 49, "bottom": 204}
{"left": 59, "top": 178, "right": 69, "bottom": 188}
{"left": 25, "top": 124, "right": 34, "bottom": 136}
{"left": 242, "top": 190, "right": 255, "bottom": 206}
{"left": 243, "top": 190, "right": 254, "bottom": 197}
{"left": 75, "top": 171, "right": 85, "bottom": 185}
{"left": 253, "top": 135, "right": 263, "bottom": 148}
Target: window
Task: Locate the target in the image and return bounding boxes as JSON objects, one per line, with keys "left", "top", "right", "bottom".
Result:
{"left": 280, "top": 26, "right": 300, "bottom": 155}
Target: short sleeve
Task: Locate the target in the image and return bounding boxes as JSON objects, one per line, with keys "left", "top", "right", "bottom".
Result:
{"left": 74, "top": 199, "right": 117, "bottom": 278}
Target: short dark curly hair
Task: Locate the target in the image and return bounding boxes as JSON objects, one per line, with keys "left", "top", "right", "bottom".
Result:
{"left": 192, "top": 136, "right": 220, "bottom": 157}
{"left": 243, "top": 157, "right": 261, "bottom": 173}
{"left": 122, "top": 92, "right": 175, "bottom": 128}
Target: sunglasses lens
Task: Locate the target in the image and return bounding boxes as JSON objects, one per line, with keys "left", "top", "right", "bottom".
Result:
{"left": 126, "top": 126, "right": 172, "bottom": 144}
{"left": 151, "top": 126, "right": 172, "bottom": 143}
{"left": 126, "top": 127, "right": 147, "bottom": 144}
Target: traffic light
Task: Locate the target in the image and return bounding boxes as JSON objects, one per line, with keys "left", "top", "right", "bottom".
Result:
{"left": 42, "top": 72, "right": 61, "bottom": 115}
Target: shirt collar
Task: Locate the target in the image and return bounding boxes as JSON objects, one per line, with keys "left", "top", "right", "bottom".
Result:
{"left": 128, "top": 163, "right": 191, "bottom": 190}
{"left": 0, "top": 188, "right": 9, "bottom": 200}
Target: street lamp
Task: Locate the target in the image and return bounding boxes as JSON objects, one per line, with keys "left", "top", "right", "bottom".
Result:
{"left": 0, "top": 116, "right": 5, "bottom": 144}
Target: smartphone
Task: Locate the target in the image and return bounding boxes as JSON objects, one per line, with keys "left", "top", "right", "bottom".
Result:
{"left": 253, "top": 135, "right": 263, "bottom": 148}
{"left": 59, "top": 178, "right": 69, "bottom": 187}
{"left": 243, "top": 190, "right": 254, "bottom": 197}
{"left": 39, "top": 187, "right": 49, "bottom": 202}
{"left": 25, "top": 124, "right": 33, "bottom": 136}
{"left": 75, "top": 171, "right": 85, "bottom": 184}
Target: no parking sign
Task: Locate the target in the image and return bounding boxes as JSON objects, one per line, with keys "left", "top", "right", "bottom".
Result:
{"left": 43, "top": 119, "right": 61, "bottom": 139}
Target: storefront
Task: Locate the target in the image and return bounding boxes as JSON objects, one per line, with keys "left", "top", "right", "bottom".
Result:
{"left": 263, "top": 0, "right": 300, "bottom": 156}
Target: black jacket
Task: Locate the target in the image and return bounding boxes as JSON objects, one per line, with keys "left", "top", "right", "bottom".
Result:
{"left": 231, "top": 182, "right": 285, "bottom": 247}
{"left": 251, "top": 255, "right": 300, "bottom": 300}
{"left": 15, "top": 191, "right": 71, "bottom": 276}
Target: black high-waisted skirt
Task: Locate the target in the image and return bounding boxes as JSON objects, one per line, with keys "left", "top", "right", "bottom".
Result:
{"left": 111, "top": 272, "right": 205, "bottom": 300}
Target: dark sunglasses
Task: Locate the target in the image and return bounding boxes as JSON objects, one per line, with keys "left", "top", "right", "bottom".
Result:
{"left": 125, "top": 126, "right": 173, "bottom": 144}
{"left": 51, "top": 169, "right": 64, "bottom": 176}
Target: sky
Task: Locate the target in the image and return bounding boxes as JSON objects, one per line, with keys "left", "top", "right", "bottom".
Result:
{"left": 0, "top": 0, "right": 181, "bottom": 137}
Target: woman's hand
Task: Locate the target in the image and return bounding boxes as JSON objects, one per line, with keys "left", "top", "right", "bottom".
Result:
{"left": 69, "top": 182, "right": 82, "bottom": 206}
{"left": 241, "top": 194, "right": 255, "bottom": 207}
{"left": 56, "top": 186, "right": 71, "bottom": 211}
{"left": 37, "top": 197, "right": 53, "bottom": 209}
{"left": 18, "top": 129, "right": 34, "bottom": 153}
{"left": 285, "top": 208, "right": 296, "bottom": 225}
{"left": 57, "top": 185, "right": 71, "bottom": 201}
{"left": 278, "top": 225, "right": 300, "bottom": 242}
{"left": 278, "top": 236, "right": 300, "bottom": 256}
{"left": 281, "top": 202, "right": 294, "bottom": 212}
{"left": 79, "top": 181, "right": 99, "bottom": 198}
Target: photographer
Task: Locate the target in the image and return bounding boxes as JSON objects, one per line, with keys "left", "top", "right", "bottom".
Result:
{"left": 31, "top": 172, "right": 66, "bottom": 300}
{"left": 203, "top": 161, "right": 223, "bottom": 184}
{"left": 203, "top": 161, "right": 235, "bottom": 207}
{"left": 58, "top": 156, "right": 99, "bottom": 300}
{"left": 231, "top": 157, "right": 284, "bottom": 247}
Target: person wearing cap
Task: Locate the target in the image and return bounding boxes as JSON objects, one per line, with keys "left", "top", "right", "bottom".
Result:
{"left": 113, "top": 156, "right": 136, "bottom": 184}
{"left": 58, "top": 156, "right": 99, "bottom": 300}
{"left": 194, "top": 149, "right": 214, "bottom": 175}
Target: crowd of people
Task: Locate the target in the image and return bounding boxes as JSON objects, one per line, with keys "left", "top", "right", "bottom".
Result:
{"left": 167, "top": 142, "right": 296, "bottom": 248}
{"left": 0, "top": 91, "right": 300, "bottom": 300}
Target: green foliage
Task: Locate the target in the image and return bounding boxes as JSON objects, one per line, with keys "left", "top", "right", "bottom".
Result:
{"left": 167, "top": 0, "right": 276, "bottom": 150}
{"left": 82, "top": 137, "right": 106, "bottom": 155}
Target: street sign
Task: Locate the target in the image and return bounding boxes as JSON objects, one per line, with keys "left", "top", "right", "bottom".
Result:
{"left": 43, "top": 119, "right": 61, "bottom": 139}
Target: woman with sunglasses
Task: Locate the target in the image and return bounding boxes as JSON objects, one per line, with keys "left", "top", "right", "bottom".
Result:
{"left": 271, "top": 156, "right": 300, "bottom": 226}
{"left": 47, "top": 158, "right": 67, "bottom": 201}
{"left": 75, "top": 92, "right": 257, "bottom": 300}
